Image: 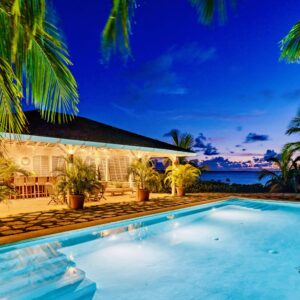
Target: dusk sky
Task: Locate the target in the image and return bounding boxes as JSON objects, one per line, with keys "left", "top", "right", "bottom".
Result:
{"left": 52, "top": 0, "right": 299, "bottom": 170}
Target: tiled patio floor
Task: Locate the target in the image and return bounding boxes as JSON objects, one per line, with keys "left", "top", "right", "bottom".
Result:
{"left": 0, "top": 192, "right": 299, "bottom": 245}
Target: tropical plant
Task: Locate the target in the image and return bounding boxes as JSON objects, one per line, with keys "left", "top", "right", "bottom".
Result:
{"left": 56, "top": 156, "right": 101, "bottom": 196}
{"left": 129, "top": 157, "right": 161, "bottom": 191}
{"left": 165, "top": 163, "right": 200, "bottom": 189}
{"left": 258, "top": 152, "right": 300, "bottom": 193}
{"left": 0, "top": 156, "right": 28, "bottom": 202}
{"left": 101, "top": 0, "right": 237, "bottom": 61}
{"left": 0, "top": 0, "right": 78, "bottom": 134}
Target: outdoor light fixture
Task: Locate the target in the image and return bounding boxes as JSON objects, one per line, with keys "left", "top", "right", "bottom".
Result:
{"left": 21, "top": 157, "right": 30, "bottom": 166}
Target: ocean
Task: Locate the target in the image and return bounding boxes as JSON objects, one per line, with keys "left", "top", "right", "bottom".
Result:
{"left": 200, "top": 171, "right": 268, "bottom": 185}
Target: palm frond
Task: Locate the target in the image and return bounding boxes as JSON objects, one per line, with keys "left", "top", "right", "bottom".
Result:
{"left": 180, "top": 133, "right": 194, "bottom": 150}
{"left": 164, "top": 129, "right": 180, "bottom": 147}
{"left": 26, "top": 16, "right": 79, "bottom": 123}
{"left": 164, "top": 129, "right": 194, "bottom": 150}
{"left": 286, "top": 114, "right": 300, "bottom": 135}
{"left": 0, "top": 1, "right": 78, "bottom": 134}
{"left": 280, "top": 21, "right": 300, "bottom": 63}
{"left": 101, "top": 0, "right": 238, "bottom": 61}
{"left": 189, "top": 0, "right": 237, "bottom": 25}
{"left": 101, "top": 0, "right": 135, "bottom": 62}
{"left": 0, "top": 57, "right": 26, "bottom": 133}
{"left": 282, "top": 142, "right": 300, "bottom": 156}
{"left": 258, "top": 169, "right": 279, "bottom": 181}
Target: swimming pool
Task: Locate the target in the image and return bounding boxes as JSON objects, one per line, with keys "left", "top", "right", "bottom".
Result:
{"left": 1, "top": 198, "right": 300, "bottom": 299}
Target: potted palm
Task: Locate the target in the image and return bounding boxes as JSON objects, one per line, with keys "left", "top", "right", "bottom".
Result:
{"left": 57, "top": 156, "right": 101, "bottom": 209}
{"left": 129, "top": 157, "right": 161, "bottom": 201}
{"left": 165, "top": 163, "right": 200, "bottom": 196}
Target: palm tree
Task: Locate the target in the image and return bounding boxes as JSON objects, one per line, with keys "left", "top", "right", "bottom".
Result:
{"left": 164, "top": 129, "right": 194, "bottom": 151}
{"left": 258, "top": 152, "right": 300, "bottom": 192}
{"left": 164, "top": 129, "right": 194, "bottom": 165}
{"left": 0, "top": 0, "right": 78, "bottom": 134}
{"left": 101, "top": 0, "right": 237, "bottom": 61}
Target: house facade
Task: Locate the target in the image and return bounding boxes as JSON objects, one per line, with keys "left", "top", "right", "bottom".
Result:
{"left": 2, "top": 111, "right": 194, "bottom": 188}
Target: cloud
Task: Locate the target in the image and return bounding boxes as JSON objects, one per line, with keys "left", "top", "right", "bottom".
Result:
{"left": 168, "top": 110, "right": 266, "bottom": 122}
{"left": 112, "top": 104, "right": 266, "bottom": 123}
{"left": 251, "top": 149, "right": 280, "bottom": 169}
{"left": 204, "top": 144, "right": 219, "bottom": 155}
{"left": 194, "top": 133, "right": 207, "bottom": 148}
{"left": 193, "top": 133, "right": 219, "bottom": 156}
{"left": 111, "top": 103, "right": 137, "bottom": 117}
{"left": 167, "top": 43, "right": 216, "bottom": 64}
{"left": 282, "top": 88, "right": 300, "bottom": 102}
{"left": 259, "top": 89, "right": 275, "bottom": 100}
{"left": 263, "top": 149, "right": 279, "bottom": 161}
{"left": 200, "top": 151, "right": 278, "bottom": 171}
{"left": 244, "top": 132, "right": 269, "bottom": 143}
{"left": 200, "top": 157, "right": 251, "bottom": 171}
{"left": 123, "top": 43, "right": 216, "bottom": 100}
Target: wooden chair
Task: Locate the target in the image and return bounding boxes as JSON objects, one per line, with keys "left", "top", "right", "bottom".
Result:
{"left": 46, "top": 183, "right": 65, "bottom": 205}
{"left": 86, "top": 182, "right": 107, "bottom": 202}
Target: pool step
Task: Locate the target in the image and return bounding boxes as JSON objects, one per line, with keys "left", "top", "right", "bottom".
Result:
{"left": 0, "top": 242, "right": 62, "bottom": 269}
{"left": 0, "top": 250, "right": 67, "bottom": 278}
{"left": 230, "top": 200, "right": 277, "bottom": 211}
{"left": 0, "top": 243, "right": 97, "bottom": 300}
{"left": 35, "top": 277, "right": 97, "bottom": 300}
{"left": 0, "top": 256, "right": 74, "bottom": 292}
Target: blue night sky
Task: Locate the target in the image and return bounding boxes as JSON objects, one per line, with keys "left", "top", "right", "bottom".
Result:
{"left": 52, "top": 0, "right": 299, "bottom": 170}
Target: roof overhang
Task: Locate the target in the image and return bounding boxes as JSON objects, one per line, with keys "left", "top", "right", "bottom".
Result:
{"left": 1, "top": 133, "right": 196, "bottom": 157}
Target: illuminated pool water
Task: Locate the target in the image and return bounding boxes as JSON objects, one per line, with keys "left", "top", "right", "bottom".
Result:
{"left": 1, "top": 198, "right": 300, "bottom": 299}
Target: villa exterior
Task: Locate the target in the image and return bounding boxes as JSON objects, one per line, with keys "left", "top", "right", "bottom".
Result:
{"left": 1, "top": 111, "right": 194, "bottom": 197}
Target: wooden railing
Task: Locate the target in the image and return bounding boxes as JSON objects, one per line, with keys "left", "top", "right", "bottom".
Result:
{"left": 11, "top": 176, "right": 56, "bottom": 199}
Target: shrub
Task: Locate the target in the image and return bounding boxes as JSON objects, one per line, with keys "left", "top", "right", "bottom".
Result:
{"left": 153, "top": 177, "right": 267, "bottom": 193}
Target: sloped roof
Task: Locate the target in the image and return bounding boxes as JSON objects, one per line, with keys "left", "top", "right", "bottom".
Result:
{"left": 17, "top": 110, "right": 193, "bottom": 154}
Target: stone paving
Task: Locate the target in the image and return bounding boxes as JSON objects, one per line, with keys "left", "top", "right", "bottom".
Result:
{"left": 0, "top": 192, "right": 299, "bottom": 240}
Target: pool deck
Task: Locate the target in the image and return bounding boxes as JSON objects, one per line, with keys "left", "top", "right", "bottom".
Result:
{"left": 0, "top": 192, "right": 299, "bottom": 246}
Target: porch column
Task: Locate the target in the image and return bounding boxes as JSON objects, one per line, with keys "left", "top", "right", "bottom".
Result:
{"left": 105, "top": 157, "right": 110, "bottom": 181}
{"left": 95, "top": 152, "right": 100, "bottom": 180}
{"left": 171, "top": 156, "right": 178, "bottom": 196}
{"left": 128, "top": 156, "right": 134, "bottom": 188}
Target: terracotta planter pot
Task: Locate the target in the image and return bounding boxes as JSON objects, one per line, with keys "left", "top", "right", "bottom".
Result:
{"left": 176, "top": 187, "right": 186, "bottom": 197}
{"left": 69, "top": 194, "right": 85, "bottom": 209}
{"left": 137, "top": 189, "right": 150, "bottom": 201}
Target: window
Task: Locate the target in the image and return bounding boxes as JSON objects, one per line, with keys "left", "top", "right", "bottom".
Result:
{"left": 52, "top": 156, "right": 65, "bottom": 176}
{"left": 33, "top": 156, "right": 49, "bottom": 176}
{"left": 108, "top": 156, "right": 129, "bottom": 182}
